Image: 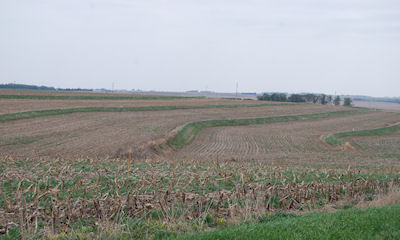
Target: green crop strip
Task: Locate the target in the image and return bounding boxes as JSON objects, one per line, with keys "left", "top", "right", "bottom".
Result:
{"left": 0, "top": 94, "right": 203, "bottom": 100}
{"left": 324, "top": 123, "right": 400, "bottom": 146}
{"left": 172, "top": 204, "right": 400, "bottom": 240}
{"left": 0, "top": 103, "right": 292, "bottom": 123}
{"left": 169, "top": 109, "right": 369, "bottom": 148}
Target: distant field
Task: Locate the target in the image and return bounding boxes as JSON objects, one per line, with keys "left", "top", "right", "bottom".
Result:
{"left": 353, "top": 100, "right": 400, "bottom": 112}
{"left": 177, "top": 111, "right": 400, "bottom": 167}
{"left": 169, "top": 109, "right": 367, "bottom": 148}
{"left": 0, "top": 97, "right": 267, "bottom": 114}
{"left": 0, "top": 89, "right": 183, "bottom": 97}
{"left": 1, "top": 91, "right": 400, "bottom": 239}
{"left": 0, "top": 93, "right": 200, "bottom": 101}
{"left": 0, "top": 103, "right": 293, "bottom": 123}
{"left": 0, "top": 103, "right": 340, "bottom": 158}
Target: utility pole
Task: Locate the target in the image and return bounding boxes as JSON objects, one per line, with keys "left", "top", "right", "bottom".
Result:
{"left": 112, "top": 82, "right": 114, "bottom": 93}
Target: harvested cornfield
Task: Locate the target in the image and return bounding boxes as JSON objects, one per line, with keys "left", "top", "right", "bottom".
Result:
{"left": 177, "top": 111, "right": 400, "bottom": 167}
{"left": 353, "top": 100, "right": 400, "bottom": 113}
{"left": 1, "top": 157, "right": 399, "bottom": 238}
{"left": 0, "top": 98, "right": 267, "bottom": 115}
{"left": 0, "top": 102, "right": 345, "bottom": 158}
{"left": 1, "top": 91, "right": 400, "bottom": 239}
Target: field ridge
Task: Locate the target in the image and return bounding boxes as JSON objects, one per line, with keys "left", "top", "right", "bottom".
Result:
{"left": 0, "top": 103, "right": 293, "bottom": 123}
{"left": 168, "top": 109, "right": 369, "bottom": 148}
{"left": 324, "top": 122, "right": 400, "bottom": 146}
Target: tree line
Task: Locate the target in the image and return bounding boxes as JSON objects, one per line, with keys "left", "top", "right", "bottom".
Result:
{"left": 257, "top": 93, "right": 352, "bottom": 106}
{"left": 0, "top": 83, "right": 93, "bottom": 92}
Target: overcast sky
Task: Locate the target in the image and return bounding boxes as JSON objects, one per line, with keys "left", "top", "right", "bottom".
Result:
{"left": 0, "top": 0, "right": 399, "bottom": 97}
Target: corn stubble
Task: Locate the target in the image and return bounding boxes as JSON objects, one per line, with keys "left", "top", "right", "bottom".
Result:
{"left": 0, "top": 156, "right": 399, "bottom": 238}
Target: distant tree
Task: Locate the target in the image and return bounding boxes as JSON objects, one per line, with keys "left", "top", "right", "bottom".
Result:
{"left": 343, "top": 98, "right": 353, "bottom": 106}
{"left": 289, "top": 94, "right": 306, "bottom": 102}
{"left": 327, "top": 95, "right": 333, "bottom": 105}
{"left": 334, "top": 96, "right": 341, "bottom": 106}
{"left": 0, "top": 83, "right": 55, "bottom": 91}
{"left": 312, "top": 95, "right": 320, "bottom": 104}
{"left": 258, "top": 93, "right": 287, "bottom": 102}
{"left": 271, "top": 93, "right": 287, "bottom": 102}
{"left": 320, "top": 94, "right": 328, "bottom": 105}
{"left": 280, "top": 93, "right": 288, "bottom": 102}
{"left": 304, "top": 94, "right": 315, "bottom": 103}
{"left": 270, "top": 93, "right": 279, "bottom": 101}
{"left": 257, "top": 93, "right": 271, "bottom": 101}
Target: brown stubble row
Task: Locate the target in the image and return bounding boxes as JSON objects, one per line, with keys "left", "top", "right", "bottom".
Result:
{"left": 1, "top": 156, "right": 399, "bottom": 236}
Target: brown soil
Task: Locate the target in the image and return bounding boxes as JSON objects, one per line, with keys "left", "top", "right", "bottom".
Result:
{"left": 177, "top": 111, "right": 400, "bottom": 167}
{"left": 353, "top": 100, "right": 400, "bottom": 112}
{"left": 0, "top": 103, "right": 342, "bottom": 158}
{"left": 0, "top": 98, "right": 260, "bottom": 114}
{"left": 0, "top": 90, "right": 161, "bottom": 96}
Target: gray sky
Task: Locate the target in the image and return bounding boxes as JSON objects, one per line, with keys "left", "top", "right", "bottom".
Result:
{"left": 1, "top": 0, "right": 399, "bottom": 97}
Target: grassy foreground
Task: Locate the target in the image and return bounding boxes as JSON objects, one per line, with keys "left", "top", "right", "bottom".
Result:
{"left": 0, "top": 103, "right": 290, "bottom": 123}
{"left": 172, "top": 203, "right": 400, "bottom": 240}
{"left": 169, "top": 109, "right": 368, "bottom": 148}
{"left": 324, "top": 123, "right": 400, "bottom": 146}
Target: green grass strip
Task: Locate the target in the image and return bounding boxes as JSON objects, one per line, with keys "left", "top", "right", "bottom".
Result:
{"left": 169, "top": 109, "right": 369, "bottom": 148}
{"left": 324, "top": 123, "right": 400, "bottom": 146}
{"left": 0, "top": 94, "right": 203, "bottom": 100}
{"left": 0, "top": 103, "right": 292, "bottom": 123}
{"left": 171, "top": 204, "right": 400, "bottom": 240}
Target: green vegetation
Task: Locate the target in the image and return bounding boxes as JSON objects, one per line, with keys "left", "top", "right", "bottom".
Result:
{"left": 258, "top": 93, "right": 340, "bottom": 104}
{"left": 324, "top": 123, "right": 400, "bottom": 146}
{"left": 334, "top": 96, "right": 341, "bottom": 106}
{"left": 0, "top": 94, "right": 201, "bottom": 100}
{"left": 324, "top": 135, "right": 343, "bottom": 146}
{"left": 320, "top": 94, "right": 328, "bottom": 105}
{"left": 0, "top": 83, "right": 57, "bottom": 91}
{"left": 257, "top": 93, "right": 288, "bottom": 102}
{"left": 0, "top": 103, "right": 290, "bottom": 123}
{"left": 172, "top": 204, "right": 400, "bottom": 240}
{"left": 169, "top": 109, "right": 369, "bottom": 148}
{"left": 0, "top": 136, "right": 41, "bottom": 146}
{"left": 344, "top": 97, "right": 353, "bottom": 106}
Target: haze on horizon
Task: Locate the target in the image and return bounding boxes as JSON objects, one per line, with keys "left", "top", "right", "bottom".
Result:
{"left": 0, "top": 0, "right": 399, "bottom": 97}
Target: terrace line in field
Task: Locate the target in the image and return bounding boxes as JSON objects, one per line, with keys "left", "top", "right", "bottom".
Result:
{"left": 169, "top": 109, "right": 369, "bottom": 148}
{"left": 324, "top": 123, "right": 400, "bottom": 146}
{"left": 0, "top": 103, "right": 293, "bottom": 123}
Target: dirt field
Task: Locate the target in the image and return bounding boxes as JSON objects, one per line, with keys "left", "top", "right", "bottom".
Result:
{"left": 0, "top": 103, "right": 343, "bottom": 158}
{"left": 177, "top": 111, "right": 400, "bottom": 167}
{"left": 1, "top": 92, "right": 398, "bottom": 165}
{"left": 353, "top": 100, "right": 400, "bottom": 112}
{"left": 1, "top": 91, "right": 400, "bottom": 238}
{"left": 0, "top": 98, "right": 264, "bottom": 114}
{"left": 0, "top": 90, "right": 153, "bottom": 97}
